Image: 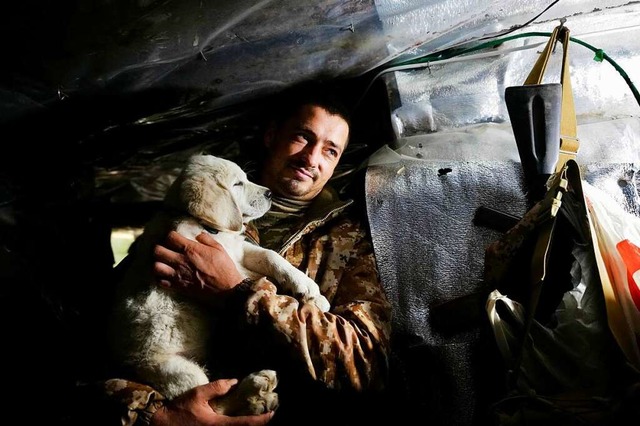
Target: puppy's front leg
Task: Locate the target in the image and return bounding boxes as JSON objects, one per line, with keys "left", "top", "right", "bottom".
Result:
{"left": 241, "top": 243, "right": 330, "bottom": 312}
{"left": 210, "top": 369, "right": 279, "bottom": 415}
{"left": 139, "top": 354, "right": 210, "bottom": 400}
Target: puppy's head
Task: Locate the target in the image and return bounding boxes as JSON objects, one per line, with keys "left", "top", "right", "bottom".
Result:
{"left": 165, "top": 155, "right": 272, "bottom": 232}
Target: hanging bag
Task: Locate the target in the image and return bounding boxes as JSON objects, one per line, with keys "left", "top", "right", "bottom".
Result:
{"left": 483, "top": 22, "right": 638, "bottom": 425}
{"left": 583, "top": 180, "right": 640, "bottom": 371}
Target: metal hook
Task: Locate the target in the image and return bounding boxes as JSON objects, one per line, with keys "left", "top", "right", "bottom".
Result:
{"left": 552, "top": 18, "right": 567, "bottom": 53}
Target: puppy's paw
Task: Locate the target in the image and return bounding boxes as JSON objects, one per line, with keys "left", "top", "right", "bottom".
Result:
{"left": 304, "top": 294, "right": 331, "bottom": 312}
{"left": 280, "top": 272, "right": 329, "bottom": 311}
{"left": 287, "top": 275, "right": 321, "bottom": 297}
{"left": 210, "top": 369, "right": 279, "bottom": 416}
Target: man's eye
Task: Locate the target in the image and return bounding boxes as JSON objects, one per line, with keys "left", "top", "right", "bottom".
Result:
{"left": 328, "top": 149, "right": 338, "bottom": 157}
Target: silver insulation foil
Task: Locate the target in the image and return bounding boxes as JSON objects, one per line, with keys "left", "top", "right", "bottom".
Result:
{"left": 365, "top": 150, "right": 639, "bottom": 423}
{"left": 366, "top": 155, "right": 528, "bottom": 424}
{"left": 365, "top": 4, "right": 640, "bottom": 411}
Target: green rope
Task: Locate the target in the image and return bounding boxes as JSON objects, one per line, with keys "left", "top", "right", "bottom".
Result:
{"left": 388, "top": 31, "right": 640, "bottom": 108}
{"left": 568, "top": 35, "right": 640, "bottom": 106}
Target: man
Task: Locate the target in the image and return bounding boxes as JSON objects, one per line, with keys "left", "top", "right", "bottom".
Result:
{"left": 103, "top": 82, "right": 393, "bottom": 426}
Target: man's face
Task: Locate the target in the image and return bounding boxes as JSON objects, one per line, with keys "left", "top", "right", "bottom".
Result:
{"left": 260, "top": 104, "right": 349, "bottom": 201}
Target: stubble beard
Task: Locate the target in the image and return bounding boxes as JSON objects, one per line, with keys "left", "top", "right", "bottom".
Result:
{"left": 280, "top": 176, "right": 311, "bottom": 198}
{"left": 275, "top": 161, "right": 321, "bottom": 200}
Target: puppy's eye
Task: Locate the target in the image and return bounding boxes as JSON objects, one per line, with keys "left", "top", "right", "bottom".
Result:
{"left": 234, "top": 181, "right": 244, "bottom": 187}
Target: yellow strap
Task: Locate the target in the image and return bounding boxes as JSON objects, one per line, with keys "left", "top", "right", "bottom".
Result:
{"left": 557, "top": 27, "right": 579, "bottom": 172}
{"left": 509, "top": 160, "right": 580, "bottom": 389}
{"left": 523, "top": 26, "right": 561, "bottom": 85}
{"left": 509, "top": 25, "right": 581, "bottom": 387}
{"left": 530, "top": 165, "right": 568, "bottom": 285}
{"left": 522, "top": 24, "right": 579, "bottom": 172}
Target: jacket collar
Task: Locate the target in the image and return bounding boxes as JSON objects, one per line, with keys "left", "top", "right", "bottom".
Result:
{"left": 244, "top": 186, "right": 353, "bottom": 247}
{"left": 305, "top": 186, "right": 353, "bottom": 223}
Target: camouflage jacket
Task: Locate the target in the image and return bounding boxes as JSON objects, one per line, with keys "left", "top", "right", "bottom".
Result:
{"left": 102, "top": 187, "right": 392, "bottom": 425}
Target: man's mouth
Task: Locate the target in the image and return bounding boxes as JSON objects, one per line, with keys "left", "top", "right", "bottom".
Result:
{"left": 291, "top": 166, "right": 315, "bottom": 180}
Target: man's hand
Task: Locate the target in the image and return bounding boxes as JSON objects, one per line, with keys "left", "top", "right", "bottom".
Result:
{"left": 153, "top": 231, "right": 245, "bottom": 298}
{"left": 150, "top": 379, "right": 275, "bottom": 426}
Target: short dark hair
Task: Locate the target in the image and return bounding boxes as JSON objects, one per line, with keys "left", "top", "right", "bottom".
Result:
{"left": 269, "top": 81, "right": 352, "bottom": 132}
{"left": 242, "top": 80, "right": 352, "bottom": 178}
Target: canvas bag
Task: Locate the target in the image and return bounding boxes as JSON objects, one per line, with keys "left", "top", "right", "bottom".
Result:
{"left": 482, "top": 23, "right": 637, "bottom": 424}
{"left": 484, "top": 161, "right": 623, "bottom": 394}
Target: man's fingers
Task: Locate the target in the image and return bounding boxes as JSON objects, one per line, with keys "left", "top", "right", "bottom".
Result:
{"left": 223, "top": 412, "right": 275, "bottom": 425}
{"left": 155, "top": 279, "right": 172, "bottom": 289}
{"left": 161, "top": 230, "right": 222, "bottom": 257}
{"left": 202, "top": 379, "right": 275, "bottom": 425}
{"left": 164, "top": 230, "right": 192, "bottom": 251}
{"left": 201, "top": 378, "right": 238, "bottom": 399}
{"left": 153, "top": 261, "right": 176, "bottom": 279}
{"left": 195, "top": 231, "right": 222, "bottom": 247}
{"left": 153, "top": 242, "right": 184, "bottom": 264}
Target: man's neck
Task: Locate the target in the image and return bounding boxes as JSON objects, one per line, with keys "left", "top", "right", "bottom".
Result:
{"left": 254, "top": 195, "right": 309, "bottom": 251}
{"left": 270, "top": 195, "right": 311, "bottom": 215}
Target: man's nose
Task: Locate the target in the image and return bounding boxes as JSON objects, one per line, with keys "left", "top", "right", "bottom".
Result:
{"left": 299, "top": 143, "right": 322, "bottom": 167}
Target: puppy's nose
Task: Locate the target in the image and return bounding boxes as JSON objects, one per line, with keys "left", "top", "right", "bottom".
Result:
{"left": 264, "top": 190, "right": 272, "bottom": 200}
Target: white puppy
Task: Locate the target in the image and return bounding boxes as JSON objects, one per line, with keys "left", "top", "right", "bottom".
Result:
{"left": 109, "top": 154, "right": 330, "bottom": 415}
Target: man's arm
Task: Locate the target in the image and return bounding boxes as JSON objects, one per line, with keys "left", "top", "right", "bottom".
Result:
{"left": 242, "top": 219, "right": 392, "bottom": 391}
{"left": 241, "top": 242, "right": 331, "bottom": 312}
{"left": 152, "top": 225, "right": 392, "bottom": 391}
{"left": 103, "top": 378, "right": 274, "bottom": 426}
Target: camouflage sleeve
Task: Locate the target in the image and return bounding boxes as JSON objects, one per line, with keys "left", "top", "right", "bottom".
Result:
{"left": 103, "top": 378, "right": 165, "bottom": 426}
{"left": 244, "top": 219, "right": 392, "bottom": 392}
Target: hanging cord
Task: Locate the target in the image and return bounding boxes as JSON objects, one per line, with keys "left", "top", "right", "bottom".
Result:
{"left": 356, "top": 28, "right": 640, "bottom": 110}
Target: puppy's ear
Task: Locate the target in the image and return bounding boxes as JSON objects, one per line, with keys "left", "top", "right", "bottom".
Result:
{"left": 166, "top": 156, "right": 244, "bottom": 232}
{"left": 164, "top": 173, "right": 186, "bottom": 208}
{"left": 192, "top": 183, "right": 243, "bottom": 232}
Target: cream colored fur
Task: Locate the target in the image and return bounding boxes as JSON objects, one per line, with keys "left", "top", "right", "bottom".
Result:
{"left": 109, "top": 154, "right": 329, "bottom": 415}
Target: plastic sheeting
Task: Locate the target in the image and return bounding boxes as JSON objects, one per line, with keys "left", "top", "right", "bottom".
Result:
{"left": 6, "top": 1, "right": 634, "bottom": 202}
{"left": 2, "top": 0, "right": 586, "bottom": 112}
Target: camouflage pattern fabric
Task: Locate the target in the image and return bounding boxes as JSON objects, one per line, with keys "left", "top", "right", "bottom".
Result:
{"left": 104, "top": 187, "right": 392, "bottom": 425}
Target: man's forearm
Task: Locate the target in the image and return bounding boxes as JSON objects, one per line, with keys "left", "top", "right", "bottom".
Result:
{"left": 244, "top": 279, "right": 391, "bottom": 391}
{"left": 104, "top": 378, "right": 165, "bottom": 426}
